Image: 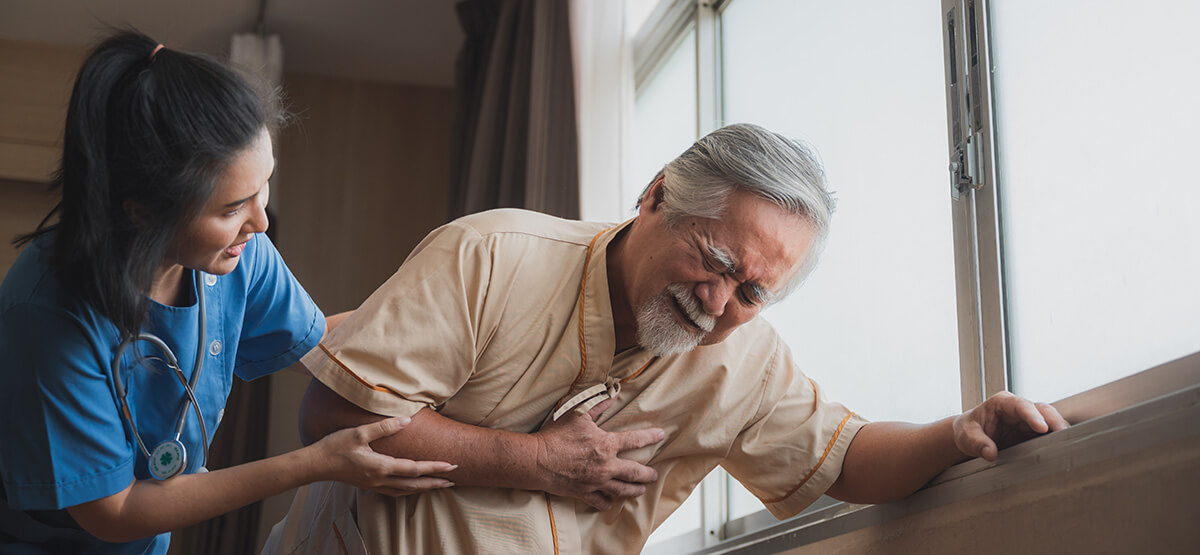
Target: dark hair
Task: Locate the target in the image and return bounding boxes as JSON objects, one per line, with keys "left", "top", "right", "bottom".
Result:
{"left": 16, "top": 30, "right": 282, "bottom": 339}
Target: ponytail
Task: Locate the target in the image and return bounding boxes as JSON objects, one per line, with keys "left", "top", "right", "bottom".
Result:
{"left": 15, "top": 30, "right": 279, "bottom": 339}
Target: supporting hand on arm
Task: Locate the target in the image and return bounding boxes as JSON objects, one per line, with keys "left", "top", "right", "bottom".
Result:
{"left": 825, "top": 392, "right": 1069, "bottom": 505}
{"left": 301, "top": 378, "right": 665, "bottom": 510}
{"left": 67, "top": 417, "right": 454, "bottom": 544}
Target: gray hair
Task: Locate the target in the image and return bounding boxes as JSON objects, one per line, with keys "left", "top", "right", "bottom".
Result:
{"left": 638, "top": 123, "right": 835, "bottom": 299}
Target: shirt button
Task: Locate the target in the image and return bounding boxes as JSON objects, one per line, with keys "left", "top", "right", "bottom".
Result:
{"left": 204, "top": 274, "right": 218, "bottom": 287}
{"left": 208, "top": 340, "right": 222, "bottom": 356}
{"left": 217, "top": 408, "right": 225, "bottom": 425}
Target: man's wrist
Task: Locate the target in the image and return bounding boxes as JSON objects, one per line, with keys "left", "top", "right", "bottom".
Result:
{"left": 505, "top": 430, "right": 550, "bottom": 492}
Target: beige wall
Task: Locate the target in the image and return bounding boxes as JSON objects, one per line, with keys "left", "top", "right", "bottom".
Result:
{"left": 272, "top": 71, "right": 454, "bottom": 314}
{"left": 0, "top": 38, "right": 79, "bottom": 183}
{"left": 257, "top": 70, "right": 454, "bottom": 548}
{"left": 0, "top": 178, "right": 58, "bottom": 274}
{"left": 0, "top": 39, "right": 84, "bottom": 277}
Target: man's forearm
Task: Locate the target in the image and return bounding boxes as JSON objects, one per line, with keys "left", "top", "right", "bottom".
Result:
{"left": 300, "top": 378, "right": 544, "bottom": 491}
{"left": 825, "top": 419, "right": 966, "bottom": 504}
{"left": 826, "top": 392, "right": 1068, "bottom": 505}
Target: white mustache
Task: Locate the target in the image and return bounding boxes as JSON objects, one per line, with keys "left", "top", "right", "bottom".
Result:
{"left": 667, "top": 283, "right": 715, "bottom": 333}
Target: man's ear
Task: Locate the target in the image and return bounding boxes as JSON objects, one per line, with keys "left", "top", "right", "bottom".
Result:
{"left": 642, "top": 174, "right": 667, "bottom": 214}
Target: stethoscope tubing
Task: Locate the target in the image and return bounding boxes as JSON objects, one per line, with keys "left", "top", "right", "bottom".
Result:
{"left": 108, "top": 270, "right": 210, "bottom": 475}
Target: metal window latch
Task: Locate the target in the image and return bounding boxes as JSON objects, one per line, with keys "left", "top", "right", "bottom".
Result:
{"left": 950, "top": 131, "right": 983, "bottom": 199}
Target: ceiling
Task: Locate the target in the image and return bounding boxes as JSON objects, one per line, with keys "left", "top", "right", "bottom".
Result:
{"left": 0, "top": 0, "right": 464, "bottom": 87}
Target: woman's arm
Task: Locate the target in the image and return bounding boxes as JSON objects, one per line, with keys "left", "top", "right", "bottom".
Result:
{"left": 66, "top": 418, "right": 454, "bottom": 544}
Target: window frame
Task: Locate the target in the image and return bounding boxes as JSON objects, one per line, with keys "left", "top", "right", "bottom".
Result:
{"left": 942, "top": 0, "right": 1009, "bottom": 409}
{"left": 628, "top": 0, "right": 1200, "bottom": 552}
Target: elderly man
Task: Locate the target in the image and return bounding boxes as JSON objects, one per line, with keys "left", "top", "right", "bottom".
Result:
{"left": 265, "top": 124, "right": 1066, "bottom": 554}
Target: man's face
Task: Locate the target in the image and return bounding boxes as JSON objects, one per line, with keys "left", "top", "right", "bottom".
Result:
{"left": 627, "top": 185, "right": 815, "bottom": 355}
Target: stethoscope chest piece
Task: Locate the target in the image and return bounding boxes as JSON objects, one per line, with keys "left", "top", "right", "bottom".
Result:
{"left": 109, "top": 270, "right": 211, "bottom": 481}
{"left": 148, "top": 439, "right": 187, "bottom": 480}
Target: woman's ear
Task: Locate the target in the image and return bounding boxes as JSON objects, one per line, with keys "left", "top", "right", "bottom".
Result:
{"left": 123, "top": 199, "right": 150, "bottom": 227}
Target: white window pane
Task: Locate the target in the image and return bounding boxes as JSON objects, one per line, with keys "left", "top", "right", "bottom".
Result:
{"left": 991, "top": 1, "right": 1200, "bottom": 402}
{"left": 630, "top": 29, "right": 697, "bottom": 218}
{"left": 723, "top": 0, "right": 960, "bottom": 430}
{"left": 625, "top": 0, "right": 661, "bottom": 37}
{"left": 645, "top": 485, "right": 702, "bottom": 548}
{"left": 727, "top": 474, "right": 760, "bottom": 521}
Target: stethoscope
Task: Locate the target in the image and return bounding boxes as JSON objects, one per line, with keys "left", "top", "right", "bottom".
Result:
{"left": 109, "top": 270, "right": 210, "bottom": 480}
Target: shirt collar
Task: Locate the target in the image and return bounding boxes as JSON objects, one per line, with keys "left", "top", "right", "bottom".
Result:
{"left": 577, "top": 217, "right": 656, "bottom": 381}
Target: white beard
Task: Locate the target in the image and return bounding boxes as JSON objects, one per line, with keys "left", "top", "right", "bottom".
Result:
{"left": 635, "top": 283, "right": 716, "bottom": 356}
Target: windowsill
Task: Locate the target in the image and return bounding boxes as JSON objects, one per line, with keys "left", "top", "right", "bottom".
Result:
{"left": 691, "top": 349, "right": 1200, "bottom": 554}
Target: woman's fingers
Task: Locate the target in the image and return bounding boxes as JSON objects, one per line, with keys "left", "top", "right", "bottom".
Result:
{"left": 354, "top": 416, "right": 411, "bottom": 444}
{"left": 386, "top": 459, "right": 458, "bottom": 477}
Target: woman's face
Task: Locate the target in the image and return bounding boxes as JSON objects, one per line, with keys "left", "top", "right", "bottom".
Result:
{"left": 167, "top": 128, "right": 274, "bottom": 276}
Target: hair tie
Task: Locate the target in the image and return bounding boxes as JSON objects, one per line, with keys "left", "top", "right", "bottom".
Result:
{"left": 149, "top": 44, "right": 165, "bottom": 60}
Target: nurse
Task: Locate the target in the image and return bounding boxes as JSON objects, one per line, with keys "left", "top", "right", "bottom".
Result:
{"left": 0, "top": 31, "right": 453, "bottom": 552}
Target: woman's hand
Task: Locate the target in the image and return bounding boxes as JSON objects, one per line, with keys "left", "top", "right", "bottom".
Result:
{"left": 308, "top": 417, "right": 457, "bottom": 496}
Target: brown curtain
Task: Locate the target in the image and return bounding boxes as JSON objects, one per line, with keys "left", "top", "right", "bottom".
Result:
{"left": 450, "top": 0, "right": 580, "bottom": 219}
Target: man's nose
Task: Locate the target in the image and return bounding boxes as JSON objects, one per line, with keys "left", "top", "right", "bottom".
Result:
{"left": 694, "top": 278, "right": 734, "bottom": 317}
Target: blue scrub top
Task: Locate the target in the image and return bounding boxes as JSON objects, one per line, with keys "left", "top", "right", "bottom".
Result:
{"left": 0, "top": 232, "right": 325, "bottom": 554}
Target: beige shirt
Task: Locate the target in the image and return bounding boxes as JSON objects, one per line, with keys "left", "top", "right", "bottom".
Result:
{"left": 265, "top": 209, "right": 867, "bottom": 554}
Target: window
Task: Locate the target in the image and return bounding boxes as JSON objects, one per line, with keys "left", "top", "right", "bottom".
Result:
{"left": 631, "top": 27, "right": 697, "bottom": 216}
{"left": 609, "top": 0, "right": 1200, "bottom": 552}
{"left": 989, "top": 0, "right": 1200, "bottom": 403}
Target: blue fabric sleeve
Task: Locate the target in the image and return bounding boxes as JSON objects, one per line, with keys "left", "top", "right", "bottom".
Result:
{"left": 234, "top": 233, "right": 325, "bottom": 381}
{"left": 0, "top": 304, "right": 135, "bottom": 510}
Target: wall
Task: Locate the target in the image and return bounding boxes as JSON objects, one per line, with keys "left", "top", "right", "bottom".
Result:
{"left": 272, "top": 72, "right": 454, "bottom": 314}
{"left": 257, "top": 70, "right": 454, "bottom": 548}
{"left": 0, "top": 39, "right": 83, "bottom": 276}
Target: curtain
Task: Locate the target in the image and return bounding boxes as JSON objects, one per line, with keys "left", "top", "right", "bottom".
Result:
{"left": 450, "top": 0, "right": 580, "bottom": 219}
{"left": 569, "top": 0, "right": 636, "bottom": 222}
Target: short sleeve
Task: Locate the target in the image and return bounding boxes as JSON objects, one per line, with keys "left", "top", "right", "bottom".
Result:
{"left": 235, "top": 233, "right": 325, "bottom": 381}
{"left": 721, "top": 337, "right": 868, "bottom": 519}
{"left": 301, "top": 222, "right": 491, "bottom": 419}
{"left": 0, "top": 304, "right": 134, "bottom": 510}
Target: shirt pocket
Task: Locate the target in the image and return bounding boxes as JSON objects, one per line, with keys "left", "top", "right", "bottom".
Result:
{"left": 327, "top": 510, "right": 370, "bottom": 555}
